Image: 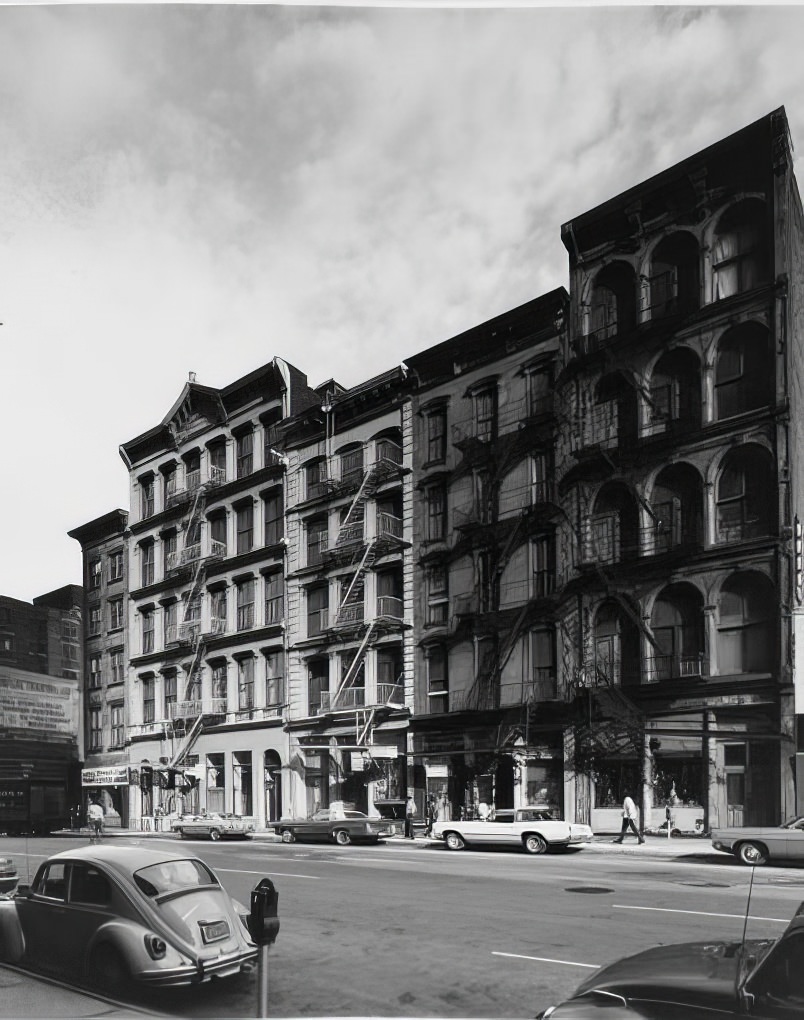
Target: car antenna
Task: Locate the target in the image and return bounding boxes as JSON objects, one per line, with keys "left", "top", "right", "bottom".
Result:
{"left": 739, "top": 863, "right": 757, "bottom": 955}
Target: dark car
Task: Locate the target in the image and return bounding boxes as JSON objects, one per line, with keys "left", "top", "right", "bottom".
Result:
{"left": 538, "top": 901, "right": 804, "bottom": 1018}
{"left": 273, "top": 808, "right": 393, "bottom": 846}
{"left": 0, "top": 845, "right": 258, "bottom": 992}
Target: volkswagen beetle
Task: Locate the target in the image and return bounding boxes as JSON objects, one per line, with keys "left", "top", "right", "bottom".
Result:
{"left": 0, "top": 845, "right": 258, "bottom": 992}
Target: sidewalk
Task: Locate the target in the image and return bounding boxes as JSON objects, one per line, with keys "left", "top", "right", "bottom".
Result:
{"left": 0, "top": 963, "right": 153, "bottom": 1018}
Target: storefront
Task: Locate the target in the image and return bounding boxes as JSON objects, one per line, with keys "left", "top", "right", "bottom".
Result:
{"left": 81, "top": 765, "right": 131, "bottom": 828}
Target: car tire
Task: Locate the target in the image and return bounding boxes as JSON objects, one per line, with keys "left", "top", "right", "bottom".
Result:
{"left": 444, "top": 831, "right": 466, "bottom": 851}
{"left": 280, "top": 829, "right": 295, "bottom": 843}
{"left": 89, "top": 943, "right": 131, "bottom": 996}
{"left": 209, "top": 829, "right": 222, "bottom": 842}
{"left": 334, "top": 829, "right": 352, "bottom": 846}
{"left": 523, "top": 833, "right": 548, "bottom": 855}
{"left": 737, "top": 841, "right": 768, "bottom": 866}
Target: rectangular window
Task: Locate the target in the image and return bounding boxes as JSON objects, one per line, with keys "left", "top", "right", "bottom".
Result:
{"left": 527, "top": 370, "right": 552, "bottom": 417}
{"left": 110, "top": 649, "right": 124, "bottom": 685}
{"left": 140, "top": 476, "right": 154, "bottom": 518}
{"left": 163, "top": 532, "right": 177, "bottom": 574}
{"left": 307, "top": 585, "right": 328, "bottom": 637}
{"left": 141, "top": 542, "right": 154, "bottom": 587}
{"left": 340, "top": 447, "right": 364, "bottom": 487}
{"left": 110, "top": 704, "right": 124, "bottom": 747}
{"left": 426, "top": 409, "right": 447, "bottom": 463}
{"left": 184, "top": 451, "right": 201, "bottom": 492}
{"left": 208, "top": 589, "right": 226, "bottom": 634}
{"left": 427, "top": 648, "right": 448, "bottom": 713}
{"left": 263, "top": 492, "right": 284, "bottom": 546}
{"left": 306, "top": 517, "right": 328, "bottom": 566}
{"left": 425, "top": 484, "right": 446, "bottom": 542}
{"left": 89, "top": 559, "right": 102, "bottom": 590}
{"left": 306, "top": 459, "right": 327, "bottom": 500}
{"left": 264, "top": 573, "right": 284, "bottom": 625}
{"left": 209, "top": 515, "right": 227, "bottom": 558}
{"left": 236, "top": 503, "right": 254, "bottom": 555}
{"left": 308, "top": 660, "right": 328, "bottom": 715}
{"left": 238, "top": 658, "right": 255, "bottom": 710}
{"left": 141, "top": 610, "right": 154, "bottom": 654}
{"left": 163, "top": 672, "right": 177, "bottom": 712}
{"left": 108, "top": 550, "right": 124, "bottom": 582}
{"left": 142, "top": 678, "right": 155, "bottom": 724}
{"left": 474, "top": 388, "right": 497, "bottom": 441}
{"left": 163, "top": 466, "right": 177, "bottom": 504}
{"left": 89, "top": 707, "right": 102, "bottom": 750}
{"left": 89, "top": 605, "right": 102, "bottom": 637}
{"left": 426, "top": 564, "right": 449, "bottom": 626}
{"left": 109, "top": 598, "right": 124, "bottom": 632}
{"left": 211, "top": 663, "right": 227, "bottom": 701}
{"left": 236, "top": 579, "right": 255, "bottom": 631}
{"left": 236, "top": 431, "right": 254, "bottom": 478}
{"left": 265, "top": 651, "right": 284, "bottom": 708}
{"left": 530, "top": 630, "right": 556, "bottom": 698}
{"left": 89, "top": 655, "right": 103, "bottom": 689}
{"left": 163, "top": 601, "right": 178, "bottom": 645}
{"left": 209, "top": 442, "right": 227, "bottom": 484}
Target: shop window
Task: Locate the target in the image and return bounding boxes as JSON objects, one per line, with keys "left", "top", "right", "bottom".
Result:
{"left": 206, "top": 754, "right": 225, "bottom": 814}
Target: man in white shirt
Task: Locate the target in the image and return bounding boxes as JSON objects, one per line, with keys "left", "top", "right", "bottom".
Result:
{"left": 613, "top": 793, "right": 644, "bottom": 844}
{"left": 87, "top": 801, "right": 104, "bottom": 844}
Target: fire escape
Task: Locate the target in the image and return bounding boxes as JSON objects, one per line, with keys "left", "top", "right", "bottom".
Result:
{"left": 322, "top": 442, "right": 406, "bottom": 746}
{"left": 165, "top": 472, "right": 226, "bottom": 767}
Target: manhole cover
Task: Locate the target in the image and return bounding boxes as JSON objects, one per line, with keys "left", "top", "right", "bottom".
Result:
{"left": 564, "top": 886, "right": 614, "bottom": 894}
{"left": 679, "top": 881, "right": 731, "bottom": 888}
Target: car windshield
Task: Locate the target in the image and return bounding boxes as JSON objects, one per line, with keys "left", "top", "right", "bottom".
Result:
{"left": 134, "top": 858, "right": 219, "bottom": 898}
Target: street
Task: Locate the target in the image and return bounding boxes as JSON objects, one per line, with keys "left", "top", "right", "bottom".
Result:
{"left": 2, "top": 835, "right": 803, "bottom": 1017}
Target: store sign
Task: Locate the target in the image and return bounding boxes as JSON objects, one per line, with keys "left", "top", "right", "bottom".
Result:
{"left": 426, "top": 764, "right": 450, "bottom": 778}
{"left": 0, "top": 668, "right": 79, "bottom": 735}
{"left": 366, "top": 745, "right": 398, "bottom": 760}
{"left": 668, "top": 693, "right": 770, "bottom": 711}
{"left": 82, "top": 766, "right": 130, "bottom": 787}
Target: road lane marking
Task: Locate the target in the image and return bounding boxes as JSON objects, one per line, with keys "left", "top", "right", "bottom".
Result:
{"left": 492, "top": 952, "right": 599, "bottom": 969}
{"left": 216, "top": 867, "right": 320, "bottom": 880}
{"left": 613, "top": 904, "right": 788, "bottom": 923}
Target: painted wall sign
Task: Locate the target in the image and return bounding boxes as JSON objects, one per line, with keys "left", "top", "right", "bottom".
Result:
{"left": 0, "top": 668, "right": 79, "bottom": 736}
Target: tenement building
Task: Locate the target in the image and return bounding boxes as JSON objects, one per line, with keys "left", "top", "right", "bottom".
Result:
{"left": 404, "top": 292, "right": 567, "bottom": 823}
{"left": 281, "top": 369, "right": 413, "bottom": 820}
{"left": 554, "top": 107, "right": 804, "bottom": 832}
{"left": 117, "top": 360, "right": 318, "bottom": 830}
{"left": 68, "top": 510, "right": 130, "bottom": 825}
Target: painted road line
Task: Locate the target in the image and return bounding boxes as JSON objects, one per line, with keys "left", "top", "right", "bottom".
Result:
{"left": 492, "top": 951, "right": 599, "bottom": 969}
{"left": 216, "top": 867, "right": 320, "bottom": 880}
{"left": 613, "top": 904, "right": 789, "bottom": 923}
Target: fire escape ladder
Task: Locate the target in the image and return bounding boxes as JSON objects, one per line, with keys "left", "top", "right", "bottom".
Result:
{"left": 607, "top": 590, "right": 660, "bottom": 650}
{"left": 337, "top": 541, "right": 377, "bottom": 622}
{"left": 497, "top": 600, "right": 533, "bottom": 677}
{"left": 332, "top": 620, "right": 377, "bottom": 706}
{"left": 495, "top": 515, "right": 526, "bottom": 579}
{"left": 357, "top": 707, "right": 376, "bottom": 747}
{"left": 169, "top": 712, "right": 204, "bottom": 767}
{"left": 336, "top": 467, "right": 378, "bottom": 546}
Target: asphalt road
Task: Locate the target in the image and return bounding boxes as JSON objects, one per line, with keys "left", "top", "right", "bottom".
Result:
{"left": 3, "top": 835, "right": 803, "bottom": 1018}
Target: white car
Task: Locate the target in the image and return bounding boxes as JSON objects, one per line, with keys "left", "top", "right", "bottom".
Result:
{"left": 173, "top": 813, "right": 255, "bottom": 841}
{"left": 431, "top": 807, "right": 593, "bottom": 854}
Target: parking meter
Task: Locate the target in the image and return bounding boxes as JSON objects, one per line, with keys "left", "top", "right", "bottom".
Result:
{"left": 250, "top": 879, "right": 279, "bottom": 1019}
{"left": 249, "top": 878, "right": 280, "bottom": 946}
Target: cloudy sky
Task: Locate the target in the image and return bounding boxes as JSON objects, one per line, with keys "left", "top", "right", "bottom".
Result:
{"left": 2, "top": 1, "right": 803, "bottom": 602}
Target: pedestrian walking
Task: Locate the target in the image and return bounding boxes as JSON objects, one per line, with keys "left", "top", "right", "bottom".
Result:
{"left": 404, "top": 794, "right": 417, "bottom": 839}
{"left": 425, "top": 794, "right": 438, "bottom": 836}
{"left": 87, "top": 801, "right": 104, "bottom": 845}
{"left": 613, "top": 793, "right": 644, "bottom": 844}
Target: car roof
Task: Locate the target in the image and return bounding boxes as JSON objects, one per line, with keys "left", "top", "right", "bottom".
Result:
{"left": 45, "top": 845, "right": 201, "bottom": 876}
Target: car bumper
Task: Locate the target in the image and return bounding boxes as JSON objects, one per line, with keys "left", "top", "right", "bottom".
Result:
{"left": 137, "top": 949, "right": 258, "bottom": 986}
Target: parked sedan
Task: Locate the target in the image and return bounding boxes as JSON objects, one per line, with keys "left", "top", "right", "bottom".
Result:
{"left": 0, "top": 845, "right": 258, "bottom": 992}
{"left": 712, "top": 815, "right": 804, "bottom": 865}
{"left": 174, "top": 812, "right": 255, "bottom": 841}
{"left": 273, "top": 809, "right": 393, "bottom": 846}
{"left": 431, "top": 807, "right": 593, "bottom": 854}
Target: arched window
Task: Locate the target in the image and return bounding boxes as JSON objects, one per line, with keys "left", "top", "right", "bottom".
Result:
{"left": 593, "top": 601, "right": 640, "bottom": 687}
{"left": 650, "top": 585, "right": 704, "bottom": 680}
{"left": 588, "top": 262, "right": 638, "bottom": 343}
{"left": 712, "top": 199, "right": 769, "bottom": 301}
{"left": 649, "top": 232, "right": 700, "bottom": 318}
{"left": 714, "top": 323, "right": 772, "bottom": 420}
{"left": 716, "top": 446, "right": 775, "bottom": 543}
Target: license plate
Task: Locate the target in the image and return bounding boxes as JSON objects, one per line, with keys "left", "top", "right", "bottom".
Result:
{"left": 200, "top": 919, "right": 230, "bottom": 943}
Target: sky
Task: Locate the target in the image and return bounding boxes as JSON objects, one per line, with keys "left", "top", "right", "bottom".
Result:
{"left": 3, "top": 1, "right": 804, "bottom": 603}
